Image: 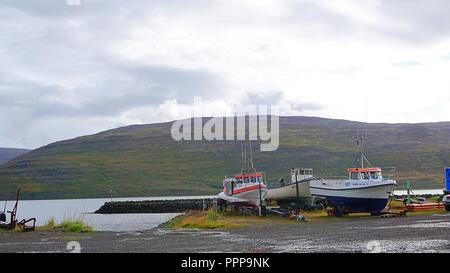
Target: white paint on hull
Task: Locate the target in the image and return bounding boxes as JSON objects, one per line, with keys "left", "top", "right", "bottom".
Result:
{"left": 310, "top": 179, "right": 395, "bottom": 199}
{"left": 267, "top": 182, "right": 312, "bottom": 201}
{"left": 218, "top": 188, "right": 268, "bottom": 207}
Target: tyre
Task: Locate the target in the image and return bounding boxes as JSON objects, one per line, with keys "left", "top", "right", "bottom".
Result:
{"left": 445, "top": 205, "right": 450, "bottom": 212}
{"left": 334, "top": 206, "right": 344, "bottom": 217}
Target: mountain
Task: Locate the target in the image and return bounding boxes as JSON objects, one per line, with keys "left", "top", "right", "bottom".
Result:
{"left": 0, "top": 116, "right": 449, "bottom": 200}
{"left": 0, "top": 148, "right": 30, "bottom": 165}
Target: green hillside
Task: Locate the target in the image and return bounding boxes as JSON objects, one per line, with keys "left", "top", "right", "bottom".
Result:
{"left": 0, "top": 148, "right": 30, "bottom": 165}
{"left": 0, "top": 116, "right": 449, "bottom": 200}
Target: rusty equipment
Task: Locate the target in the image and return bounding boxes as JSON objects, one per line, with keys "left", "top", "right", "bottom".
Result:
{"left": 0, "top": 189, "right": 36, "bottom": 231}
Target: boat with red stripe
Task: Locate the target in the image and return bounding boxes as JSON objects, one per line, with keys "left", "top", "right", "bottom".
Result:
{"left": 217, "top": 142, "right": 268, "bottom": 209}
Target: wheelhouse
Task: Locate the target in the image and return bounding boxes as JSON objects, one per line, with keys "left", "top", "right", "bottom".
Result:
{"left": 347, "top": 167, "right": 383, "bottom": 181}
{"left": 223, "top": 172, "right": 266, "bottom": 196}
{"left": 234, "top": 173, "right": 265, "bottom": 184}
{"left": 291, "top": 168, "right": 313, "bottom": 183}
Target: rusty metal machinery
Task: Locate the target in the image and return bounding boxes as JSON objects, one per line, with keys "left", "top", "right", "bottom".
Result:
{"left": 0, "top": 189, "right": 36, "bottom": 231}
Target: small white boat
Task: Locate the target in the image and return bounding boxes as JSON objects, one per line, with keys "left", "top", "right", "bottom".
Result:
{"left": 309, "top": 167, "right": 395, "bottom": 214}
{"left": 309, "top": 131, "right": 396, "bottom": 215}
{"left": 267, "top": 168, "right": 316, "bottom": 208}
{"left": 217, "top": 141, "right": 268, "bottom": 210}
{"left": 217, "top": 172, "right": 268, "bottom": 207}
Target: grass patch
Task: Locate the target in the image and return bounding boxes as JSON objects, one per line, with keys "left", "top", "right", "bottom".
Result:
{"left": 54, "top": 220, "right": 94, "bottom": 233}
{"left": 43, "top": 217, "right": 56, "bottom": 229}
{"left": 206, "top": 209, "right": 224, "bottom": 221}
{"left": 407, "top": 209, "right": 449, "bottom": 216}
{"left": 167, "top": 209, "right": 245, "bottom": 229}
{"left": 38, "top": 215, "right": 94, "bottom": 233}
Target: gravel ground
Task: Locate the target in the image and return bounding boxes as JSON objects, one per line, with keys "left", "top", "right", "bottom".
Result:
{"left": 1, "top": 212, "right": 449, "bottom": 253}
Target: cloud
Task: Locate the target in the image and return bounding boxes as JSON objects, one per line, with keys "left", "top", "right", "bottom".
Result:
{"left": 374, "top": 0, "right": 450, "bottom": 44}
{"left": 290, "top": 102, "right": 326, "bottom": 112}
{"left": 245, "top": 91, "right": 283, "bottom": 106}
{"left": 1, "top": 0, "right": 450, "bottom": 149}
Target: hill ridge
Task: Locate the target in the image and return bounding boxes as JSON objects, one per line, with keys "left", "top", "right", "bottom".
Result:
{"left": 0, "top": 116, "right": 449, "bottom": 200}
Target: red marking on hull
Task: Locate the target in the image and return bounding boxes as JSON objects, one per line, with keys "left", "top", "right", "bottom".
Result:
{"left": 232, "top": 184, "right": 266, "bottom": 194}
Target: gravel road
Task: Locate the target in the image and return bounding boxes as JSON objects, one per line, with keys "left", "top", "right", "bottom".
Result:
{"left": 1, "top": 212, "right": 449, "bottom": 253}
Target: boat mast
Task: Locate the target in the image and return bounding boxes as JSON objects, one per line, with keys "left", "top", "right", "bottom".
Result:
{"left": 249, "top": 140, "right": 256, "bottom": 173}
{"left": 241, "top": 143, "right": 245, "bottom": 173}
{"left": 357, "top": 98, "right": 369, "bottom": 169}
{"left": 241, "top": 140, "right": 257, "bottom": 173}
{"left": 356, "top": 129, "right": 372, "bottom": 168}
{"left": 360, "top": 130, "right": 364, "bottom": 168}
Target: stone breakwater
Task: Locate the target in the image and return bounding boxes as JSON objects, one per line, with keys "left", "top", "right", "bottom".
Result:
{"left": 95, "top": 198, "right": 217, "bottom": 214}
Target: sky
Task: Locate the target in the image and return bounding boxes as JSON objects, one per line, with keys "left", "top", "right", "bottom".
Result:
{"left": 1, "top": 0, "right": 450, "bottom": 149}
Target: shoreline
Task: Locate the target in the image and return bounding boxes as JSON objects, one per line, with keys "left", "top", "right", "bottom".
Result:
{"left": 1, "top": 187, "right": 446, "bottom": 202}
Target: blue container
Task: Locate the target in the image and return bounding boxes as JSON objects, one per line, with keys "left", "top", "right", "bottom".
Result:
{"left": 446, "top": 168, "right": 450, "bottom": 191}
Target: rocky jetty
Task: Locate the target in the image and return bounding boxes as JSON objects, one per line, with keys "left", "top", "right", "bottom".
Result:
{"left": 95, "top": 198, "right": 217, "bottom": 214}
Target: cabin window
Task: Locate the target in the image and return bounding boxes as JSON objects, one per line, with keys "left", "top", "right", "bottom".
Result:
{"left": 250, "top": 177, "right": 256, "bottom": 183}
{"left": 243, "top": 177, "right": 250, "bottom": 183}
{"left": 377, "top": 172, "right": 383, "bottom": 179}
{"left": 350, "top": 172, "right": 360, "bottom": 180}
{"left": 362, "top": 172, "right": 370, "bottom": 180}
{"left": 370, "top": 172, "right": 379, "bottom": 179}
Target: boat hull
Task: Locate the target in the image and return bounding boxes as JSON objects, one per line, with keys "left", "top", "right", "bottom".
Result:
{"left": 218, "top": 187, "right": 268, "bottom": 207}
{"left": 310, "top": 180, "right": 394, "bottom": 213}
{"left": 267, "top": 182, "right": 314, "bottom": 207}
{"left": 324, "top": 196, "right": 389, "bottom": 213}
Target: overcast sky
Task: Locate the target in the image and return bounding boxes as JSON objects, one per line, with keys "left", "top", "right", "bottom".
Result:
{"left": 1, "top": 0, "right": 450, "bottom": 149}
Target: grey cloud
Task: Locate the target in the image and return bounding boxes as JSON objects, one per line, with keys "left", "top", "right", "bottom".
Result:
{"left": 0, "top": 0, "right": 210, "bottom": 19}
{"left": 0, "top": 0, "right": 226, "bottom": 149}
{"left": 245, "top": 91, "right": 283, "bottom": 106}
{"left": 282, "top": 0, "right": 450, "bottom": 45}
{"left": 0, "top": 0, "right": 448, "bottom": 148}
{"left": 0, "top": 63, "right": 224, "bottom": 118}
{"left": 283, "top": 1, "right": 357, "bottom": 36}
{"left": 290, "top": 102, "right": 326, "bottom": 112}
{"left": 0, "top": 0, "right": 148, "bottom": 18}
{"left": 0, "top": 63, "right": 224, "bottom": 149}
{"left": 115, "top": 64, "right": 223, "bottom": 104}
{"left": 0, "top": 0, "right": 225, "bottom": 117}
{"left": 374, "top": 0, "right": 450, "bottom": 44}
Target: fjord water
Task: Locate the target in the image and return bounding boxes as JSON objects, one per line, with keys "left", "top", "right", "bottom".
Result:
{"left": 1, "top": 189, "right": 444, "bottom": 232}
{"left": 0, "top": 195, "right": 215, "bottom": 232}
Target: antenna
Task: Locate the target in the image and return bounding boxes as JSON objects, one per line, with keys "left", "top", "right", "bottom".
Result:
{"left": 243, "top": 143, "right": 248, "bottom": 172}
{"left": 241, "top": 143, "right": 244, "bottom": 171}
{"left": 354, "top": 97, "right": 371, "bottom": 168}
{"left": 360, "top": 129, "right": 365, "bottom": 168}
{"left": 249, "top": 140, "right": 256, "bottom": 172}
{"left": 365, "top": 96, "right": 368, "bottom": 138}
{"left": 355, "top": 127, "right": 373, "bottom": 168}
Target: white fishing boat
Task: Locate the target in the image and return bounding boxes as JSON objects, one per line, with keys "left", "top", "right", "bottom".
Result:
{"left": 309, "top": 132, "right": 396, "bottom": 215}
{"left": 217, "top": 142, "right": 268, "bottom": 212}
{"left": 217, "top": 172, "right": 268, "bottom": 207}
{"left": 310, "top": 167, "right": 395, "bottom": 214}
{"left": 266, "top": 168, "right": 316, "bottom": 208}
